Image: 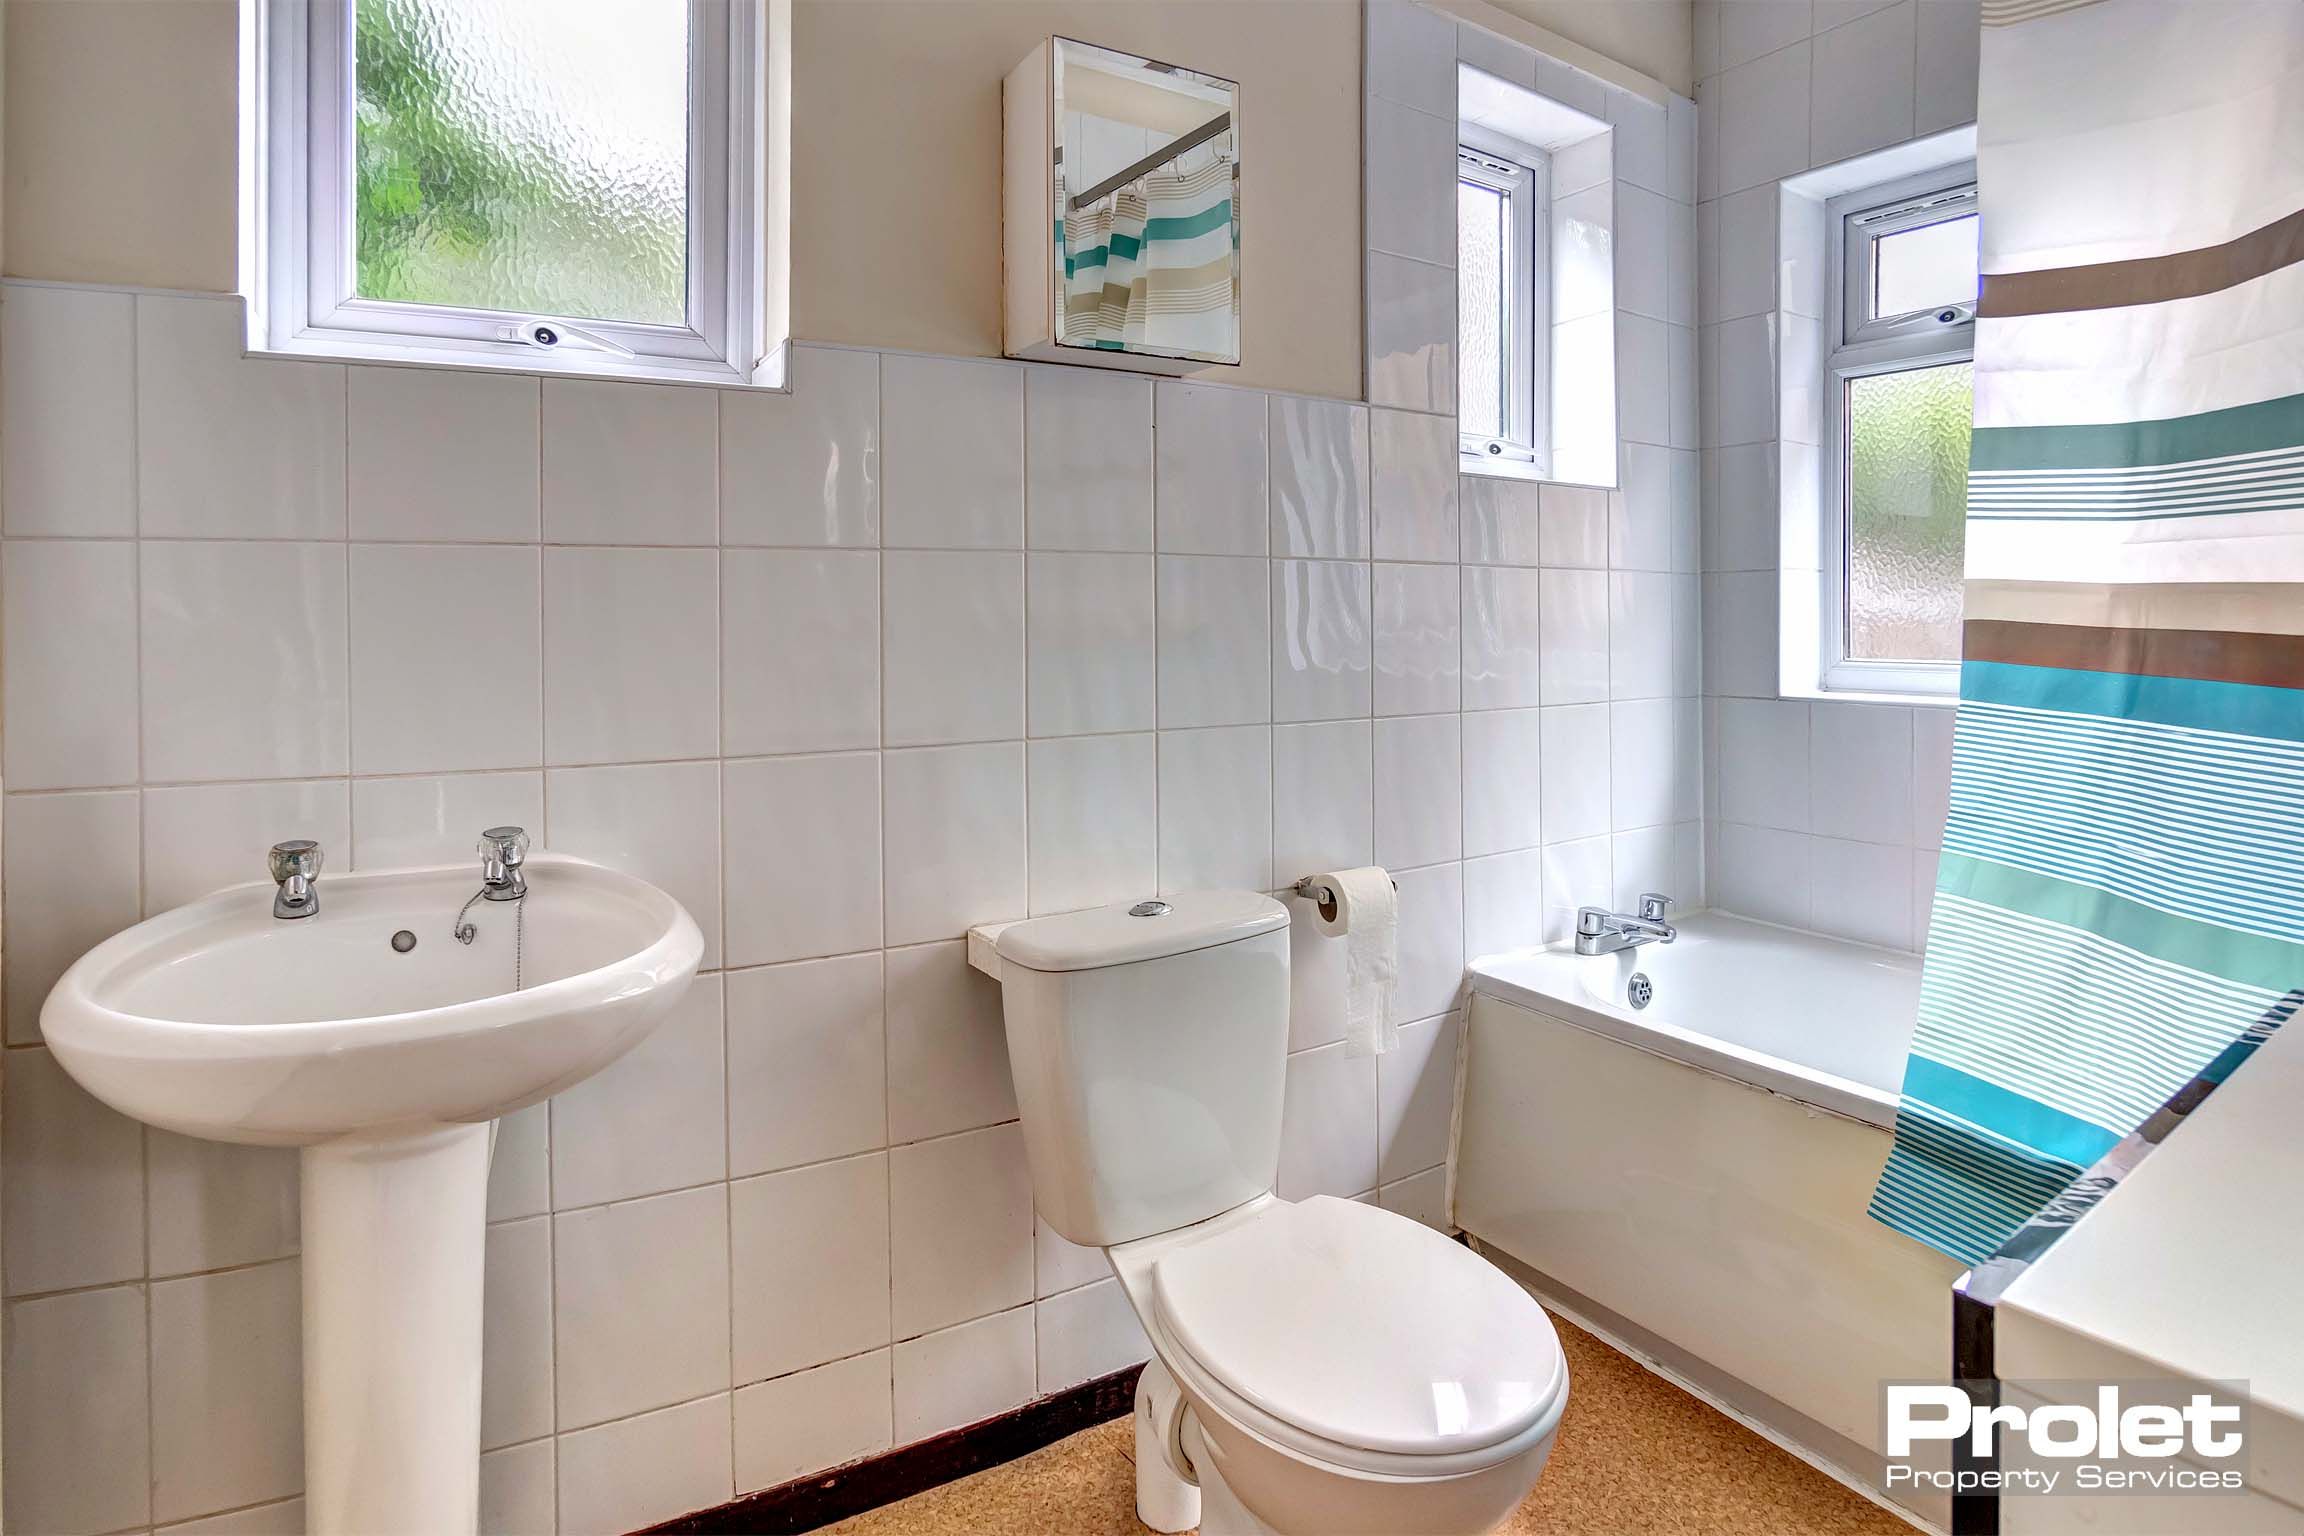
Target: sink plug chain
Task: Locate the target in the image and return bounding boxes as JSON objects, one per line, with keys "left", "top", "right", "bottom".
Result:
{"left": 453, "top": 888, "right": 527, "bottom": 992}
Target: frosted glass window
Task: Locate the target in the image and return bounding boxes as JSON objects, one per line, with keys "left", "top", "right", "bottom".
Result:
{"left": 1458, "top": 179, "right": 1509, "bottom": 444}
{"left": 1845, "top": 362, "right": 1972, "bottom": 663}
{"left": 1872, "top": 213, "right": 1979, "bottom": 320}
{"left": 353, "top": 0, "right": 690, "bottom": 326}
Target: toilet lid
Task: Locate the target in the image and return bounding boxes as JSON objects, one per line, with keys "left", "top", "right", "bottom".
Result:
{"left": 1150, "top": 1197, "right": 1565, "bottom": 1458}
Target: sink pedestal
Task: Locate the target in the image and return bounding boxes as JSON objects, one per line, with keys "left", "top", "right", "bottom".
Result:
{"left": 301, "top": 1122, "right": 494, "bottom": 1536}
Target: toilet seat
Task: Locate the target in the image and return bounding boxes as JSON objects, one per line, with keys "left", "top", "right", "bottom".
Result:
{"left": 1148, "top": 1197, "right": 1566, "bottom": 1471}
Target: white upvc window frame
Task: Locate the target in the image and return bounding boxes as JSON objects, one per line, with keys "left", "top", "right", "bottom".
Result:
{"left": 1455, "top": 134, "right": 1548, "bottom": 470}
{"left": 1819, "top": 163, "right": 1977, "bottom": 701}
{"left": 249, "top": 0, "right": 788, "bottom": 389}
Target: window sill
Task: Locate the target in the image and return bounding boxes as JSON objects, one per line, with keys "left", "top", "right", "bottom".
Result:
{"left": 1459, "top": 453, "right": 1616, "bottom": 491}
{"left": 1779, "top": 678, "right": 1960, "bottom": 708}
{"left": 248, "top": 332, "right": 790, "bottom": 393}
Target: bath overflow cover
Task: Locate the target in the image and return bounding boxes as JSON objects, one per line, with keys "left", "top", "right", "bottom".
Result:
{"left": 1627, "top": 972, "right": 1653, "bottom": 1010}
{"left": 391, "top": 929, "right": 418, "bottom": 953}
{"left": 1129, "top": 900, "right": 1171, "bottom": 917}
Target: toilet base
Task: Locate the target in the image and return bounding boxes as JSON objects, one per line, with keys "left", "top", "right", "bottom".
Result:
{"left": 1183, "top": 1414, "right": 1281, "bottom": 1536}
{"left": 1134, "top": 1358, "right": 1201, "bottom": 1533}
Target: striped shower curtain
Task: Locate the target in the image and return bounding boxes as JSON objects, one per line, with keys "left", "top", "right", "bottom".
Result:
{"left": 1870, "top": 0, "right": 2304, "bottom": 1266}
{"left": 1061, "top": 155, "right": 1236, "bottom": 357}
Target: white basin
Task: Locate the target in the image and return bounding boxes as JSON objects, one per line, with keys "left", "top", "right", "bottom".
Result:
{"left": 42, "top": 852, "right": 703, "bottom": 1536}
{"left": 44, "top": 854, "right": 702, "bottom": 1145}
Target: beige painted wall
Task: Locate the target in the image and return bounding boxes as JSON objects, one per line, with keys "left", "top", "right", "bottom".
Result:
{"left": 0, "top": 0, "right": 1691, "bottom": 400}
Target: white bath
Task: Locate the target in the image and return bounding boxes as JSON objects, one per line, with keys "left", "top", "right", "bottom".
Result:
{"left": 1453, "top": 915, "right": 1963, "bottom": 1524}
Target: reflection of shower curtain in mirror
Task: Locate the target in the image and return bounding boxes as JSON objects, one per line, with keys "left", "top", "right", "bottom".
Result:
{"left": 1062, "top": 156, "right": 1234, "bottom": 356}
{"left": 1870, "top": 0, "right": 2304, "bottom": 1266}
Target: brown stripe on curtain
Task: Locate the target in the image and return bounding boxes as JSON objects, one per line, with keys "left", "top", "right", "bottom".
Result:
{"left": 1965, "top": 618, "right": 2304, "bottom": 688}
{"left": 1978, "top": 206, "right": 2304, "bottom": 318}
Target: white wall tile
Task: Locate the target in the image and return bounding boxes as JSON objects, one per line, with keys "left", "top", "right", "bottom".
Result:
{"left": 1379, "top": 1014, "right": 1459, "bottom": 1182}
{"left": 1035, "top": 1278, "right": 1150, "bottom": 1393}
{"left": 1610, "top": 823, "right": 1689, "bottom": 912}
{"left": 1464, "top": 847, "right": 1546, "bottom": 959}
{"left": 1154, "top": 382, "right": 1268, "bottom": 557}
{"left": 1026, "top": 370, "right": 1151, "bottom": 552}
{"left": 542, "top": 380, "right": 717, "bottom": 545}
{"left": 1365, "top": 98, "right": 1458, "bottom": 268}
{"left": 1380, "top": 1165, "right": 1451, "bottom": 1231}
{"left": 1367, "top": 253, "right": 1455, "bottom": 415}
{"left": 886, "top": 940, "right": 1017, "bottom": 1143}
{"left": 1373, "top": 562, "right": 1461, "bottom": 716}
{"left": 143, "top": 778, "right": 350, "bottom": 916}
{"left": 1713, "top": 821, "right": 1813, "bottom": 928}
{"left": 1367, "top": 0, "right": 1457, "bottom": 113}
{"left": 723, "top": 752, "right": 883, "bottom": 966}
{"left": 1717, "top": 696, "right": 1811, "bottom": 830}
{"left": 1157, "top": 555, "right": 1271, "bottom": 728}
{"left": 142, "top": 541, "right": 350, "bottom": 782}
{"left": 1617, "top": 314, "right": 1672, "bottom": 449}
{"left": 1609, "top": 698, "right": 1690, "bottom": 832}
{"left": 1811, "top": 2, "right": 1916, "bottom": 166}
{"left": 481, "top": 1217, "right": 554, "bottom": 1452}
{"left": 894, "top": 1307, "right": 1035, "bottom": 1443}
{"left": 1539, "top": 702, "right": 1613, "bottom": 844}
{"left": 150, "top": 1259, "right": 302, "bottom": 1522}
{"left": 1459, "top": 475, "right": 1541, "bottom": 567}
{"left": 1916, "top": 0, "right": 1982, "bottom": 134}
{"left": 553, "top": 1186, "right": 730, "bottom": 1429}
{"left": 1157, "top": 725, "right": 1274, "bottom": 895}
{"left": 1539, "top": 833, "right": 1614, "bottom": 944}
{"left": 1393, "top": 861, "right": 1465, "bottom": 1024}
{"left": 3, "top": 284, "right": 136, "bottom": 537}
{"left": 1369, "top": 409, "right": 1458, "bottom": 562}
{"left": 722, "top": 345, "right": 881, "bottom": 547}
{"left": 883, "top": 550, "right": 1024, "bottom": 746}
{"left": 1027, "top": 733, "right": 1157, "bottom": 915}
{"left": 1536, "top": 568, "right": 1609, "bottom": 705}
{"left": 1705, "top": 442, "right": 1778, "bottom": 571}
{"left": 350, "top": 544, "right": 541, "bottom": 774}
{"left": 732, "top": 1153, "right": 890, "bottom": 1382}
{"left": 1271, "top": 396, "right": 1369, "bottom": 559}
{"left": 558, "top": 1393, "right": 731, "bottom": 1536}
{"left": 734, "top": 1353, "right": 890, "bottom": 1495}
{"left": 1810, "top": 702, "right": 1914, "bottom": 844}
{"left": 488, "top": 1104, "right": 551, "bottom": 1225}
{"left": 1027, "top": 553, "right": 1155, "bottom": 736}
{"left": 1276, "top": 1042, "right": 1378, "bottom": 1201}
{"left": 3, "top": 790, "right": 141, "bottom": 1044}
{"left": 1610, "top": 92, "right": 1670, "bottom": 194}
{"left": 1463, "top": 708, "right": 1544, "bottom": 857}
{"left": 137, "top": 296, "right": 344, "bottom": 539}
{"left": 1462, "top": 564, "right": 1543, "bottom": 711}
{"left": 1539, "top": 483, "right": 1610, "bottom": 569}
{"left": 881, "top": 742, "right": 1027, "bottom": 946}
{"left": 1609, "top": 570, "right": 1676, "bottom": 700}
{"left": 1272, "top": 719, "right": 1372, "bottom": 879}
{"left": 1034, "top": 1218, "right": 1108, "bottom": 1299}
{"left": 1718, "top": 0, "right": 1813, "bottom": 72}
{"left": 1617, "top": 185, "right": 1671, "bottom": 321}
{"left": 145, "top": 1130, "right": 298, "bottom": 1275}
{"left": 352, "top": 770, "right": 543, "bottom": 871}
{"left": 890, "top": 1124, "right": 1033, "bottom": 1338}
{"left": 724, "top": 549, "right": 880, "bottom": 755}
{"left": 726, "top": 951, "right": 887, "bottom": 1177}
{"left": 2, "top": 1048, "right": 144, "bottom": 1296}
{"left": 1457, "top": 19, "right": 1535, "bottom": 86}
{"left": 882, "top": 355, "right": 1023, "bottom": 549}
{"left": 542, "top": 547, "right": 719, "bottom": 765}
{"left": 156, "top": 1495, "right": 308, "bottom": 1535}
{"left": 1913, "top": 704, "right": 1957, "bottom": 850}
{"left": 4, "top": 541, "right": 140, "bottom": 788}
{"left": 3, "top": 1286, "right": 151, "bottom": 1535}
{"left": 1702, "top": 570, "right": 1779, "bottom": 697}
{"left": 1811, "top": 835, "right": 1915, "bottom": 950}
{"left": 547, "top": 760, "right": 723, "bottom": 969}
{"left": 1272, "top": 559, "right": 1372, "bottom": 722}
{"left": 1373, "top": 713, "right": 1461, "bottom": 870}
{"left": 349, "top": 365, "right": 540, "bottom": 542}
{"left": 551, "top": 976, "right": 725, "bottom": 1209}
{"left": 1715, "top": 40, "right": 1812, "bottom": 194}
{"left": 479, "top": 1441, "right": 553, "bottom": 1536}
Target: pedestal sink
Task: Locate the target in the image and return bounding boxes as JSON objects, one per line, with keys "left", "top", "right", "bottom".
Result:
{"left": 42, "top": 853, "right": 703, "bottom": 1536}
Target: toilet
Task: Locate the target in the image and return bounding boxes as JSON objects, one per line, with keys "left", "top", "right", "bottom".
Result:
{"left": 981, "top": 891, "right": 1568, "bottom": 1536}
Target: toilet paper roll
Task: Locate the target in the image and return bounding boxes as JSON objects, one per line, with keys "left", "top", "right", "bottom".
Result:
{"left": 1312, "top": 867, "right": 1398, "bottom": 1059}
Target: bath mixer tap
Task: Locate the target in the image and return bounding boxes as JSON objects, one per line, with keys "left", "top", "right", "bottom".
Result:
{"left": 269, "top": 839, "right": 323, "bottom": 920}
{"left": 1574, "top": 893, "right": 1676, "bottom": 956}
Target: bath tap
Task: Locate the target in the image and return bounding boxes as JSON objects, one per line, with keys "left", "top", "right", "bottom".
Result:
{"left": 1574, "top": 893, "right": 1676, "bottom": 956}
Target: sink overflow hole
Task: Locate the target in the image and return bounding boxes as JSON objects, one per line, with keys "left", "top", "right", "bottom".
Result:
{"left": 1627, "top": 972, "right": 1653, "bottom": 1010}
{"left": 391, "top": 930, "right": 418, "bottom": 953}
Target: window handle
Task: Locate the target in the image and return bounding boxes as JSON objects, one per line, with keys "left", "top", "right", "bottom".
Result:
{"left": 499, "top": 317, "right": 636, "bottom": 359}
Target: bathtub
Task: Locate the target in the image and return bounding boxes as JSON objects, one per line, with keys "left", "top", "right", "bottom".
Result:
{"left": 1453, "top": 914, "right": 1963, "bottom": 1524}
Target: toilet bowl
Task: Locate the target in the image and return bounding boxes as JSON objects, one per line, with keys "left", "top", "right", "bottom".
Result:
{"left": 978, "top": 891, "right": 1568, "bottom": 1535}
{"left": 1113, "top": 1194, "right": 1567, "bottom": 1536}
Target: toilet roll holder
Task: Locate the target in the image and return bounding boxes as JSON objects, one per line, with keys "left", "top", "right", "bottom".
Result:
{"left": 1289, "top": 873, "right": 1396, "bottom": 924}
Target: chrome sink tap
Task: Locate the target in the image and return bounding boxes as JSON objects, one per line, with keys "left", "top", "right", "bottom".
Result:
{"left": 478, "top": 826, "right": 530, "bottom": 902}
{"left": 269, "top": 839, "right": 323, "bottom": 920}
{"left": 1574, "top": 892, "right": 1677, "bottom": 956}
